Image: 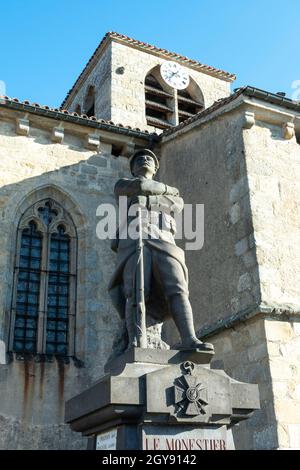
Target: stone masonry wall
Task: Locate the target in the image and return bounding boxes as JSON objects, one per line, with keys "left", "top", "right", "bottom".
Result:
{"left": 210, "top": 317, "right": 300, "bottom": 449}
{"left": 242, "top": 113, "right": 300, "bottom": 448}
{"left": 264, "top": 319, "right": 300, "bottom": 449}
{"left": 244, "top": 121, "right": 300, "bottom": 311}
{"left": 0, "top": 107, "right": 147, "bottom": 449}
{"left": 159, "top": 101, "right": 300, "bottom": 449}
{"left": 159, "top": 108, "right": 260, "bottom": 343}
{"left": 210, "top": 316, "right": 275, "bottom": 450}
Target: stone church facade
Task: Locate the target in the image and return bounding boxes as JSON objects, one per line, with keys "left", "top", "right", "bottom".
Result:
{"left": 0, "top": 32, "right": 299, "bottom": 449}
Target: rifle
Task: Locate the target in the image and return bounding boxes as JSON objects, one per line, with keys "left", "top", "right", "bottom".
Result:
{"left": 135, "top": 204, "right": 147, "bottom": 348}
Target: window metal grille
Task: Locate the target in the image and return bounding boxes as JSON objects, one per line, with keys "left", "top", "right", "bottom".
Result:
{"left": 13, "top": 221, "right": 42, "bottom": 353}
{"left": 46, "top": 226, "right": 70, "bottom": 355}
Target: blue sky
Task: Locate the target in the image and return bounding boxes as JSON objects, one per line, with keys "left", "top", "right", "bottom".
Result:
{"left": 1, "top": 0, "right": 299, "bottom": 107}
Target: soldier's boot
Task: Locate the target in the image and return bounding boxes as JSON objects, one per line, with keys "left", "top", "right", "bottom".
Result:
{"left": 125, "top": 298, "right": 138, "bottom": 351}
{"left": 169, "top": 294, "right": 214, "bottom": 351}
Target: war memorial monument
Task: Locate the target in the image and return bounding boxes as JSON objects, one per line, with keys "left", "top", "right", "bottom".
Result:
{"left": 65, "top": 149, "right": 260, "bottom": 450}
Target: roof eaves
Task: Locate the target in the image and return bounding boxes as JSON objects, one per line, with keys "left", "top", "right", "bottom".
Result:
{"left": 0, "top": 96, "right": 158, "bottom": 141}
{"left": 242, "top": 86, "right": 300, "bottom": 112}
{"left": 161, "top": 86, "right": 300, "bottom": 139}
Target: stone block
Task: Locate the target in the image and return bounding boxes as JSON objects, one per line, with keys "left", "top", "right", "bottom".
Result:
{"left": 243, "top": 111, "right": 255, "bottom": 129}
{"left": 88, "top": 155, "right": 107, "bottom": 167}
{"left": 277, "top": 423, "right": 290, "bottom": 448}
{"left": 237, "top": 273, "right": 252, "bottom": 292}
{"left": 288, "top": 424, "right": 300, "bottom": 449}
{"left": 247, "top": 343, "right": 268, "bottom": 363}
{"left": 269, "top": 359, "right": 293, "bottom": 380}
{"left": 273, "top": 381, "right": 288, "bottom": 399}
{"left": 275, "top": 400, "right": 300, "bottom": 424}
{"left": 253, "top": 425, "right": 278, "bottom": 450}
{"left": 77, "top": 175, "right": 88, "bottom": 186}
{"left": 279, "top": 337, "right": 300, "bottom": 358}
{"left": 122, "top": 141, "right": 135, "bottom": 157}
{"left": 229, "top": 177, "right": 248, "bottom": 204}
{"left": 235, "top": 237, "right": 248, "bottom": 256}
{"left": 282, "top": 122, "right": 295, "bottom": 140}
{"left": 230, "top": 203, "right": 240, "bottom": 224}
{"left": 85, "top": 133, "right": 100, "bottom": 151}
{"left": 267, "top": 342, "right": 280, "bottom": 357}
{"left": 292, "top": 322, "right": 300, "bottom": 336}
{"left": 16, "top": 118, "right": 29, "bottom": 136}
{"left": 248, "top": 233, "right": 255, "bottom": 249}
{"left": 242, "top": 250, "right": 257, "bottom": 268}
{"left": 81, "top": 164, "right": 97, "bottom": 175}
{"left": 51, "top": 127, "right": 64, "bottom": 143}
{"left": 265, "top": 321, "right": 294, "bottom": 342}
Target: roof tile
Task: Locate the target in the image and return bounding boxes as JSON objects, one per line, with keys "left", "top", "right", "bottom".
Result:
{"left": 0, "top": 95, "right": 157, "bottom": 137}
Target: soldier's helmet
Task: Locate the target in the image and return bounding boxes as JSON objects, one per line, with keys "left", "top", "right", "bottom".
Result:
{"left": 130, "top": 149, "right": 159, "bottom": 175}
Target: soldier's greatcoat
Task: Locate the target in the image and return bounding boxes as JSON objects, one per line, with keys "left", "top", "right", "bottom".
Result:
{"left": 108, "top": 177, "right": 189, "bottom": 322}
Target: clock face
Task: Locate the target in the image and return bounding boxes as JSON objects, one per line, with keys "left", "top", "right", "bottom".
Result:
{"left": 160, "top": 61, "right": 190, "bottom": 90}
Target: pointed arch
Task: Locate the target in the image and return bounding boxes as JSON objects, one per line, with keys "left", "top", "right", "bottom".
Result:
{"left": 9, "top": 196, "right": 78, "bottom": 357}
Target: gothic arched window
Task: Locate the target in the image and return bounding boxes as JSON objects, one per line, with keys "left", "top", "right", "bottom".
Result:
{"left": 10, "top": 199, "right": 77, "bottom": 356}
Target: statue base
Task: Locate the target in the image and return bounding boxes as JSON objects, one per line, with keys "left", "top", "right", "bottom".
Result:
{"left": 65, "top": 348, "right": 260, "bottom": 450}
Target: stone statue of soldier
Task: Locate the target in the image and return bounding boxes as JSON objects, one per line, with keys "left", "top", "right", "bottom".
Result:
{"left": 108, "top": 149, "right": 213, "bottom": 352}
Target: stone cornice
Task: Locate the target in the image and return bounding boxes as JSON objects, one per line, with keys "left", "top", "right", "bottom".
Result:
{"left": 197, "top": 302, "right": 300, "bottom": 340}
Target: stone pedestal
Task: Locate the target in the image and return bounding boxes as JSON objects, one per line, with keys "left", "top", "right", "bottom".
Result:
{"left": 65, "top": 348, "right": 260, "bottom": 450}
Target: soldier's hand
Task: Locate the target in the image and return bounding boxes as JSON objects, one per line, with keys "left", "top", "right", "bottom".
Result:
{"left": 166, "top": 185, "right": 179, "bottom": 196}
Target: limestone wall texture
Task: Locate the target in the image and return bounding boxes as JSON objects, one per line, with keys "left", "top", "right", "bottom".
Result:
{"left": 210, "top": 317, "right": 300, "bottom": 450}
{"left": 265, "top": 319, "right": 300, "bottom": 449}
{"left": 0, "top": 107, "right": 149, "bottom": 449}
{"left": 210, "top": 317, "right": 275, "bottom": 449}
{"left": 66, "top": 39, "right": 231, "bottom": 132}
{"left": 159, "top": 108, "right": 260, "bottom": 338}
{"left": 159, "top": 99, "right": 300, "bottom": 449}
{"left": 244, "top": 121, "right": 300, "bottom": 311}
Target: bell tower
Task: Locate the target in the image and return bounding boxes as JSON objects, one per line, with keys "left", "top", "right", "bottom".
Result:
{"left": 61, "top": 32, "right": 235, "bottom": 133}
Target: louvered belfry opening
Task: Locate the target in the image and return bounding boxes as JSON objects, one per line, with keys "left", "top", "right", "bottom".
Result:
{"left": 177, "top": 88, "right": 204, "bottom": 124}
{"left": 145, "top": 74, "right": 173, "bottom": 130}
